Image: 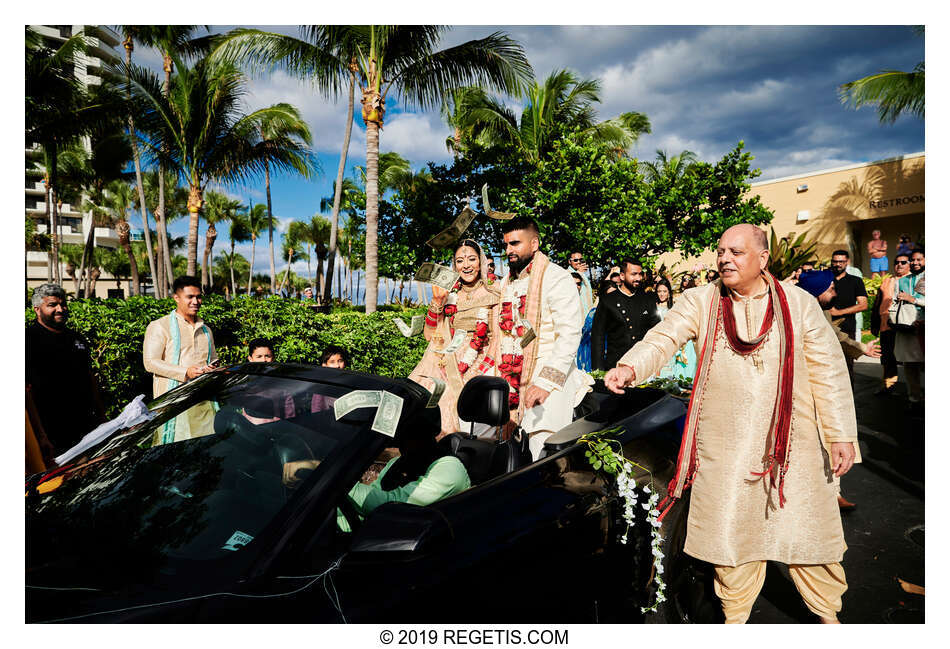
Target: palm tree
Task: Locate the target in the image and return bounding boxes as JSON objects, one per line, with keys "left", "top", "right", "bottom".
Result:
{"left": 639, "top": 149, "right": 699, "bottom": 183}
{"left": 99, "top": 246, "right": 132, "bottom": 294}
{"left": 341, "top": 26, "right": 531, "bottom": 312}
{"left": 453, "top": 69, "right": 651, "bottom": 165}
{"left": 26, "top": 27, "right": 123, "bottom": 285}
{"left": 839, "top": 27, "right": 924, "bottom": 124}
{"left": 201, "top": 191, "right": 244, "bottom": 292}
{"left": 122, "top": 26, "right": 210, "bottom": 294}
{"left": 208, "top": 27, "right": 358, "bottom": 305}
{"left": 244, "top": 202, "right": 275, "bottom": 296}
{"left": 320, "top": 178, "right": 365, "bottom": 303}
{"left": 139, "top": 169, "right": 188, "bottom": 288}
{"left": 127, "top": 54, "right": 311, "bottom": 280}
{"left": 58, "top": 243, "right": 85, "bottom": 297}
{"left": 117, "top": 26, "right": 159, "bottom": 297}
{"left": 298, "top": 215, "right": 331, "bottom": 295}
{"left": 279, "top": 223, "right": 310, "bottom": 292}
{"left": 245, "top": 103, "right": 317, "bottom": 294}
{"left": 55, "top": 128, "right": 133, "bottom": 299}
{"left": 226, "top": 210, "right": 251, "bottom": 297}
{"left": 213, "top": 251, "right": 248, "bottom": 298}
{"left": 103, "top": 180, "right": 141, "bottom": 295}
{"left": 214, "top": 26, "right": 531, "bottom": 312}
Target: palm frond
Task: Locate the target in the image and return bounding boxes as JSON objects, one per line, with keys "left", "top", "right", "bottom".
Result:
{"left": 207, "top": 28, "right": 347, "bottom": 98}
{"left": 388, "top": 31, "right": 533, "bottom": 111}
{"left": 838, "top": 63, "right": 924, "bottom": 123}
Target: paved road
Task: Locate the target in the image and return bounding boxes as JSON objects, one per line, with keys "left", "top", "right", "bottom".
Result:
{"left": 748, "top": 358, "right": 924, "bottom": 623}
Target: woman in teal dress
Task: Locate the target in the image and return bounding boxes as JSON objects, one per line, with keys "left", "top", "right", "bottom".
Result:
{"left": 654, "top": 279, "right": 697, "bottom": 381}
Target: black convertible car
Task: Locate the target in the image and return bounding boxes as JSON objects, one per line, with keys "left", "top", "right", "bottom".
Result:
{"left": 26, "top": 363, "right": 721, "bottom": 623}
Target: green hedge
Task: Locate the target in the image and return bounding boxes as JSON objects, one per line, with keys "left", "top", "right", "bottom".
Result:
{"left": 26, "top": 296, "right": 429, "bottom": 418}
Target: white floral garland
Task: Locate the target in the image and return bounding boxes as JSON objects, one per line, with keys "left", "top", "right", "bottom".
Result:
{"left": 581, "top": 430, "right": 667, "bottom": 613}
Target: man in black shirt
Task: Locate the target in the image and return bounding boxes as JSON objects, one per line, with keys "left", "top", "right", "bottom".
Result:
{"left": 827, "top": 250, "right": 868, "bottom": 384}
{"left": 829, "top": 249, "right": 868, "bottom": 340}
{"left": 590, "top": 259, "right": 660, "bottom": 371}
{"left": 25, "top": 284, "right": 105, "bottom": 459}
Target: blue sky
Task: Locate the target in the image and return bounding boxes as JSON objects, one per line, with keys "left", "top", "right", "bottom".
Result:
{"left": 129, "top": 25, "right": 925, "bottom": 284}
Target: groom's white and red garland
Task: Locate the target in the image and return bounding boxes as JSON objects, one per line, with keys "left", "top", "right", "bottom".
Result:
{"left": 498, "top": 265, "right": 531, "bottom": 408}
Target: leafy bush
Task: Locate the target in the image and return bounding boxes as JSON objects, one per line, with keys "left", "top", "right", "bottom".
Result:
{"left": 859, "top": 274, "right": 886, "bottom": 334}
{"left": 26, "top": 296, "right": 429, "bottom": 417}
{"left": 767, "top": 228, "right": 819, "bottom": 279}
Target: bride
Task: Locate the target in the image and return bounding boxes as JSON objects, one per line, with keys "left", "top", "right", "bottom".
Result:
{"left": 410, "top": 239, "right": 501, "bottom": 437}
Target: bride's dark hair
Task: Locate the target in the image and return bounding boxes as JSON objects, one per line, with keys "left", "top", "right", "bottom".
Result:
{"left": 455, "top": 239, "right": 482, "bottom": 256}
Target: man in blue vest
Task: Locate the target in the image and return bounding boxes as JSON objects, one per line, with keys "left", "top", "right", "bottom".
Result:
{"left": 143, "top": 275, "right": 219, "bottom": 443}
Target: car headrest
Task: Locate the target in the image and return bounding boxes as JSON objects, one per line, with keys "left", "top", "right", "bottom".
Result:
{"left": 243, "top": 395, "right": 277, "bottom": 419}
{"left": 457, "top": 376, "right": 510, "bottom": 426}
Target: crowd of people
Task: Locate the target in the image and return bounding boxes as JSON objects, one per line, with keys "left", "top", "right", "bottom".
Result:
{"left": 25, "top": 217, "right": 925, "bottom": 624}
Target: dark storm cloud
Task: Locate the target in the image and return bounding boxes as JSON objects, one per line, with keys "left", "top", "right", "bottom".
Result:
{"left": 141, "top": 25, "right": 924, "bottom": 204}
{"left": 442, "top": 25, "right": 924, "bottom": 180}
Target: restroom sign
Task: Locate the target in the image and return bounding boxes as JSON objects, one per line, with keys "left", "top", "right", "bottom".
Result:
{"left": 868, "top": 195, "right": 924, "bottom": 209}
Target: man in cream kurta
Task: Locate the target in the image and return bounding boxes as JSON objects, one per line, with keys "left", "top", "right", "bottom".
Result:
{"left": 499, "top": 217, "right": 592, "bottom": 458}
{"left": 143, "top": 276, "right": 219, "bottom": 444}
{"left": 606, "top": 225, "right": 859, "bottom": 624}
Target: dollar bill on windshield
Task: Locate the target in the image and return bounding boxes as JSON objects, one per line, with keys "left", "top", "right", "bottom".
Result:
{"left": 414, "top": 262, "right": 459, "bottom": 291}
{"left": 434, "top": 330, "right": 467, "bottom": 355}
{"left": 426, "top": 206, "right": 477, "bottom": 249}
{"left": 334, "top": 390, "right": 382, "bottom": 421}
{"left": 518, "top": 319, "right": 536, "bottom": 347}
{"left": 394, "top": 314, "right": 425, "bottom": 337}
{"left": 482, "top": 183, "right": 516, "bottom": 220}
{"left": 371, "top": 391, "right": 404, "bottom": 437}
{"left": 418, "top": 375, "right": 447, "bottom": 408}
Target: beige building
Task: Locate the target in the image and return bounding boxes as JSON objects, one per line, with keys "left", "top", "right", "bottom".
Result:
{"left": 658, "top": 152, "right": 925, "bottom": 277}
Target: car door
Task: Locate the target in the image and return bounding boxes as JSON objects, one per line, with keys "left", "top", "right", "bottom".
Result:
{"left": 333, "top": 445, "right": 616, "bottom": 623}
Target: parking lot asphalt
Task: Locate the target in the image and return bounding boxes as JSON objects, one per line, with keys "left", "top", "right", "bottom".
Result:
{"left": 747, "top": 359, "right": 925, "bottom": 623}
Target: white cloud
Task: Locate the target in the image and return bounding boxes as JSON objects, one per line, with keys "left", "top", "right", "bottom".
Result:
{"left": 242, "top": 70, "right": 361, "bottom": 156}
{"left": 755, "top": 151, "right": 858, "bottom": 181}
{"left": 275, "top": 216, "right": 294, "bottom": 234}
{"left": 634, "top": 133, "right": 711, "bottom": 163}
{"left": 378, "top": 112, "right": 454, "bottom": 165}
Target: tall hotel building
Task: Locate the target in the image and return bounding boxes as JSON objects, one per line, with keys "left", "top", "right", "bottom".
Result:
{"left": 26, "top": 25, "right": 127, "bottom": 298}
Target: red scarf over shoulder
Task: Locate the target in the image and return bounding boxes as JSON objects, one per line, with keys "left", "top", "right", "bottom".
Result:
{"left": 657, "top": 273, "right": 795, "bottom": 520}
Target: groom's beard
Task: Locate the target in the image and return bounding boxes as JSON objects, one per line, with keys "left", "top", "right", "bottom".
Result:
{"left": 508, "top": 251, "right": 534, "bottom": 276}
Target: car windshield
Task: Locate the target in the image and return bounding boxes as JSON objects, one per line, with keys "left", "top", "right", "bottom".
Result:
{"left": 26, "top": 372, "right": 374, "bottom": 590}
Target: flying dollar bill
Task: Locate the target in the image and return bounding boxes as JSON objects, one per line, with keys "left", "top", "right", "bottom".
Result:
{"left": 414, "top": 262, "right": 460, "bottom": 291}
{"left": 519, "top": 319, "right": 536, "bottom": 347}
{"left": 371, "top": 391, "right": 404, "bottom": 437}
{"left": 434, "top": 330, "right": 467, "bottom": 355}
{"left": 333, "top": 390, "right": 382, "bottom": 421}
{"left": 418, "top": 375, "right": 447, "bottom": 408}
{"left": 482, "top": 183, "right": 517, "bottom": 220}
{"left": 394, "top": 314, "right": 425, "bottom": 337}
{"left": 426, "top": 206, "right": 477, "bottom": 249}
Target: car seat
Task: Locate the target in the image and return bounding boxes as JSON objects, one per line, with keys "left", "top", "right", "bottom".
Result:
{"left": 439, "top": 376, "right": 532, "bottom": 485}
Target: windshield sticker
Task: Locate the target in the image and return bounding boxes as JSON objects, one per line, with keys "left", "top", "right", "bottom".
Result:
{"left": 221, "top": 530, "right": 254, "bottom": 552}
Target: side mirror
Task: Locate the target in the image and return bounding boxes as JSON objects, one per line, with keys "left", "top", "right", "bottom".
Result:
{"left": 348, "top": 502, "right": 451, "bottom": 556}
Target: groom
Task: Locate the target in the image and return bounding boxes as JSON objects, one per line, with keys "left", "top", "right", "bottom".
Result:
{"left": 496, "top": 216, "right": 590, "bottom": 457}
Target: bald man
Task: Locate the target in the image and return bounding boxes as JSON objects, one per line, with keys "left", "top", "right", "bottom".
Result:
{"left": 605, "top": 224, "right": 860, "bottom": 624}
